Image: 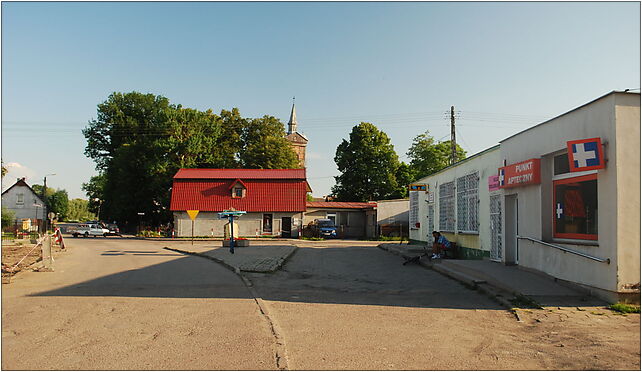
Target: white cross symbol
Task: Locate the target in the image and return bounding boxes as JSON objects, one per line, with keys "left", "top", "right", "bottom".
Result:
{"left": 556, "top": 203, "right": 563, "bottom": 218}
{"left": 573, "top": 143, "right": 597, "bottom": 168}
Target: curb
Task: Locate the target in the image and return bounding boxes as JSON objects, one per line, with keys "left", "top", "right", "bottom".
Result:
{"left": 135, "top": 237, "right": 293, "bottom": 242}
{"left": 163, "top": 245, "right": 298, "bottom": 274}
{"left": 378, "top": 242, "right": 523, "bottom": 320}
{"left": 163, "top": 246, "right": 239, "bottom": 273}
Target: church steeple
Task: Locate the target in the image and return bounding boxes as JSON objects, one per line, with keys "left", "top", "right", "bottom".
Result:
{"left": 284, "top": 97, "right": 307, "bottom": 168}
{"left": 287, "top": 97, "right": 297, "bottom": 135}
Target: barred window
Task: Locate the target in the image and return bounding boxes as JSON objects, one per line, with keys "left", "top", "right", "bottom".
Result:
{"left": 457, "top": 172, "right": 479, "bottom": 233}
{"left": 409, "top": 191, "right": 419, "bottom": 229}
{"left": 439, "top": 181, "right": 455, "bottom": 231}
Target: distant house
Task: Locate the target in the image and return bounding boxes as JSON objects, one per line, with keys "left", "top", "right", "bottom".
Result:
{"left": 304, "top": 201, "right": 377, "bottom": 238}
{"left": 170, "top": 169, "right": 311, "bottom": 237}
{"left": 1, "top": 178, "right": 47, "bottom": 230}
{"left": 374, "top": 198, "right": 409, "bottom": 238}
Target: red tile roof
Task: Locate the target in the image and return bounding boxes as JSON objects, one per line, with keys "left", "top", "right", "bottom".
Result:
{"left": 170, "top": 169, "right": 308, "bottom": 212}
{"left": 174, "top": 168, "right": 306, "bottom": 180}
{"left": 306, "top": 201, "right": 376, "bottom": 209}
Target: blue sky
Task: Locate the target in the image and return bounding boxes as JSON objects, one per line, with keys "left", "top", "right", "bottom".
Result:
{"left": 2, "top": 1, "right": 640, "bottom": 199}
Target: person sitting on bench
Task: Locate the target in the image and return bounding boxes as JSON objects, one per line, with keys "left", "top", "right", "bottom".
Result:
{"left": 431, "top": 231, "right": 451, "bottom": 259}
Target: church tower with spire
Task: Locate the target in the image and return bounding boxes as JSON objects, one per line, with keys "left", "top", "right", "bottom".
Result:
{"left": 285, "top": 98, "right": 308, "bottom": 168}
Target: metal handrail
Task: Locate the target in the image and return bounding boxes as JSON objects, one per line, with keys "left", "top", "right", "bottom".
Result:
{"left": 517, "top": 235, "right": 610, "bottom": 264}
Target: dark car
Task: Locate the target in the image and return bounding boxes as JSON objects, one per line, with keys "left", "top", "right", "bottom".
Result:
{"left": 105, "top": 223, "right": 122, "bottom": 237}
{"left": 303, "top": 218, "right": 337, "bottom": 238}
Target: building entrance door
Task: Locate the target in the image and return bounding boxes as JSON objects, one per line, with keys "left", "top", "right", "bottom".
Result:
{"left": 281, "top": 217, "right": 292, "bottom": 238}
{"left": 504, "top": 195, "right": 519, "bottom": 265}
{"left": 489, "top": 195, "right": 502, "bottom": 262}
{"left": 263, "top": 214, "right": 273, "bottom": 234}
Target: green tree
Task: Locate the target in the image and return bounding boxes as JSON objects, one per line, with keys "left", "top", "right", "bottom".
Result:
{"left": 1, "top": 161, "right": 7, "bottom": 178}
{"left": 240, "top": 116, "right": 299, "bottom": 169}
{"left": 48, "top": 190, "right": 69, "bottom": 220}
{"left": 32, "top": 185, "right": 69, "bottom": 220}
{"left": 393, "top": 162, "right": 417, "bottom": 198}
{"left": 2, "top": 206, "right": 16, "bottom": 228}
{"left": 66, "top": 199, "right": 96, "bottom": 222}
{"left": 215, "top": 108, "right": 246, "bottom": 168}
{"left": 83, "top": 92, "right": 302, "bottom": 228}
{"left": 407, "top": 131, "right": 466, "bottom": 180}
{"left": 82, "top": 174, "right": 106, "bottom": 215}
{"left": 332, "top": 122, "right": 402, "bottom": 202}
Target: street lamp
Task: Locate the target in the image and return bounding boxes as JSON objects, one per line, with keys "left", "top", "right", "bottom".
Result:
{"left": 94, "top": 198, "right": 103, "bottom": 221}
{"left": 33, "top": 203, "right": 42, "bottom": 234}
{"left": 42, "top": 173, "right": 56, "bottom": 233}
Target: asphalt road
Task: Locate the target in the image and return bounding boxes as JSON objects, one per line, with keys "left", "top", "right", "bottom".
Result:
{"left": 2, "top": 237, "right": 276, "bottom": 370}
{"left": 2, "top": 238, "right": 639, "bottom": 370}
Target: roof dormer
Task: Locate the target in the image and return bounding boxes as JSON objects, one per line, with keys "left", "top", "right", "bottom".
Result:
{"left": 229, "top": 179, "right": 247, "bottom": 198}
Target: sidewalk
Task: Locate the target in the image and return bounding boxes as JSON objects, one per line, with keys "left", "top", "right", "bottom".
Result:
{"left": 163, "top": 241, "right": 297, "bottom": 273}
{"left": 378, "top": 243, "right": 606, "bottom": 308}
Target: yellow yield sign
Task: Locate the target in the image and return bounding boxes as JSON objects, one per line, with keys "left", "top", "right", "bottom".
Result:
{"left": 186, "top": 210, "right": 200, "bottom": 245}
{"left": 187, "top": 210, "right": 199, "bottom": 221}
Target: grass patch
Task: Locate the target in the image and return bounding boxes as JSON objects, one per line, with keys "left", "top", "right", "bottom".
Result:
{"left": 509, "top": 294, "right": 542, "bottom": 309}
{"left": 300, "top": 237, "right": 325, "bottom": 241}
{"left": 364, "top": 236, "right": 407, "bottom": 241}
{"left": 608, "top": 303, "right": 640, "bottom": 314}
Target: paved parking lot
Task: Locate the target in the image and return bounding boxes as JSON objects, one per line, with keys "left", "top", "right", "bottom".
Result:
{"left": 2, "top": 238, "right": 639, "bottom": 370}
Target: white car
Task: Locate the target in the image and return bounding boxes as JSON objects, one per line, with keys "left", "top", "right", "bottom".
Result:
{"left": 71, "top": 224, "right": 110, "bottom": 238}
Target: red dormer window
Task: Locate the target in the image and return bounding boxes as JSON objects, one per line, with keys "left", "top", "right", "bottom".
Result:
{"left": 230, "top": 179, "right": 247, "bottom": 198}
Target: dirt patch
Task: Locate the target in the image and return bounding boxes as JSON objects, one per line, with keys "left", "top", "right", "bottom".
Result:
{"left": 512, "top": 305, "right": 641, "bottom": 370}
{"left": 2, "top": 240, "right": 66, "bottom": 281}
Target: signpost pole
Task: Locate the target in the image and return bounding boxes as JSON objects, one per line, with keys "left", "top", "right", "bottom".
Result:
{"left": 229, "top": 216, "right": 235, "bottom": 254}
{"left": 191, "top": 220, "right": 194, "bottom": 245}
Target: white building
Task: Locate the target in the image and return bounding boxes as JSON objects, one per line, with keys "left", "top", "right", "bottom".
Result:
{"left": 409, "top": 145, "right": 500, "bottom": 260}
{"left": 410, "top": 91, "right": 640, "bottom": 303}
{"left": 1, "top": 178, "right": 47, "bottom": 228}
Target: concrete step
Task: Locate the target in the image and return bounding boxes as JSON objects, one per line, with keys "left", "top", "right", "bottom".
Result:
{"left": 431, "top": 263, "right": 487, "bottom": 288}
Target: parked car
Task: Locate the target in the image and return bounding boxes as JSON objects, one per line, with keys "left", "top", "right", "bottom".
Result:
{"left": 302, "top": 218, "right": 337, "bottom": 238}
{"left": 105, "top": 223, "right": 122, "bottom": 237}
{"left": 71, "top": 224, "right": 110, "bottom": 238}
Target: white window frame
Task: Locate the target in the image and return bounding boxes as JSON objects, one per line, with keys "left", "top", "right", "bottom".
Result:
{"left": 16, "top": 193, "right": 24, "bottom": 205}
{"left": 457, "top": 172, "right": 479, "bottom": 234}
{"left": 409, "top": 191, "right": 419, "bottom": 229}
{"left": 439, "top": 181, "right": 455, "bottom": 232}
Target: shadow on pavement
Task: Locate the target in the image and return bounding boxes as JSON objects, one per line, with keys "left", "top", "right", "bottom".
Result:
{"left": 27, "top": 244, "right": 600, "bottom": 310}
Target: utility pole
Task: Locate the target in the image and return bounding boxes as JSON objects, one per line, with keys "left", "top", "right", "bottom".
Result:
{"left": 42, "top": 176, "right": 49, "bottom": 234}
{"left": 42, "top": 173, "right": 56, "bottom": 234}
{"left": 450, "top": 106, "right": 457, "bottom": 165}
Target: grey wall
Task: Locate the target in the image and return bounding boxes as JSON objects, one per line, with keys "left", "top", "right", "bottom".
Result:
{"left": 174, "top": 211, "right": 303, "bottom": 237}
{"left": 2, "top": 185, "right": 46, "bottom": 221}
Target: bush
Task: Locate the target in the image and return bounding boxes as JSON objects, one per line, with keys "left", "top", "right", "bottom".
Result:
{"left": 608, "top": 303, "right": 640, "bottom": 314}
{"left": 2, "top": 207, "right": 15, "bottom": 228}
{"left": 137, "top": 230, "right": 162, "bottom": 237}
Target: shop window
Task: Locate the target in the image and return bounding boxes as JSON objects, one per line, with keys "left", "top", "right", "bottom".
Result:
{"left": 553, "top": 174, "right": 597, "bottom": 240}
{"left": 439, "top": 181, "right": 455, "bottom": 232}
{"left": 554, "top": 152, "right": 570, "bottom": 175}
{"left": 457, "top": 172, "right": 479, "bottom": 233}
{"left": 326, "top": 213, "right": 337, "bottom": 225}
{"left": 232, "top": 187, "right": 245, "bottom": 198}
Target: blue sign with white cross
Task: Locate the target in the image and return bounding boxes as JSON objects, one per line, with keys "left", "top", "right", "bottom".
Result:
{"left": 566, "top": 137, "right": 605, "bottom": 172}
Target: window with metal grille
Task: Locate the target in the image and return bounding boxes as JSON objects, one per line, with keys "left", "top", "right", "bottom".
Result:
{"left": 409, "top": 191, "right": 419, "bottom": 229}
{"left": 439, "top": 181, "right": 455, "bottom": 231}
{"left": 457, "top": 172, "right": 479, "bottom": 233}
